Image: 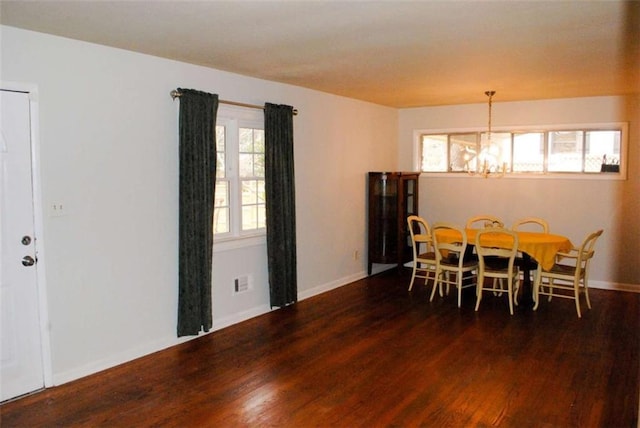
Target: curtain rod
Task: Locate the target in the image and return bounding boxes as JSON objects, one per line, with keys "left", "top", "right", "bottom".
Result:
{"left": 170, "top": 90, "right": 298, "bottom": 115}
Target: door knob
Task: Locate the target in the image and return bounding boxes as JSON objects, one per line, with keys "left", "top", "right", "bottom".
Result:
{"left": 22, "top": 255, "right": 35, "bottom": 267}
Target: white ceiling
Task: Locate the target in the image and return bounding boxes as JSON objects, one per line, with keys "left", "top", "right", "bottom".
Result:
{"left": 1, "top": 0, "right": 638, "bottom": 107}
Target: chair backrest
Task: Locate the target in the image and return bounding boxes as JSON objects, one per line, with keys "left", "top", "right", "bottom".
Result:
{"left": 557, "top": 229, "right": 603, "bottom": 273}
{"left": 407, "top": 215, "right": 430, "bottom": 240}
{"left": 475, "top": 227, "right": 519, "bottom": 270}
{"left": 407, "top": 215, "right": 432, "bottom": 258}
{"left": 466, "top": 215, "right": 504, "bottom": 229}
{"left": 512, "top": 217, "right": 549, "bottom": 233}
{"left": 577, "top": 229, "right": 604, "bottom": 267}
{"left": 432, "top": 222, "right": 468, "bottom": 267}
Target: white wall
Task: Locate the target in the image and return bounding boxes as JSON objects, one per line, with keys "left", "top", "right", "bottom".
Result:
{"left": 399, "top": 95, "right": 640, "bottom": 289}
{"left": 1, "top": 26, "right": 398, "bottom": 384}
{"left": 5, "top": 23, "right": 635, "bottom": 389}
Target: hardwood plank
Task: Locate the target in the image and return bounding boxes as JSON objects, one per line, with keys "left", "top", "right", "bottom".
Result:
{"left": 1, "top": 270, "right": 638, "bottom": 427}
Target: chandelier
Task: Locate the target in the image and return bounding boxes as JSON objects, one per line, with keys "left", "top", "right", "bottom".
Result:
{"left": 467, "top": 90, "right": 506, "bottom": 178}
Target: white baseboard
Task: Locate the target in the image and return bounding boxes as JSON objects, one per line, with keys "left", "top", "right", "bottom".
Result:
{"left": 590, "top": 280, "right": 640, "bottom": 293}
{"left": 52, "top": 334, "right": 196, "bottom": 385}
{"left": 52, "top": 305, "right": 273, "bottom": 386}
{"left": 212, "top": 304, "right": 272, "bottom": 331}
{"left": 298, "top": 271, "right": 368, "bottom": 301}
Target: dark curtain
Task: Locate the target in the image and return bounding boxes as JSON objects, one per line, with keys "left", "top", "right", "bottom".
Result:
{"left": 264, "top": 103, "right": 297, "bottom": 308}
{"left": 177, "top": 88, "right": 218, "bottom": 336}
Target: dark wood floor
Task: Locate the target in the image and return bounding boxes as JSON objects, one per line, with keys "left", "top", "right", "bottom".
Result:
{"left": 2, "top": 269, "right": 639, "bottom": 427}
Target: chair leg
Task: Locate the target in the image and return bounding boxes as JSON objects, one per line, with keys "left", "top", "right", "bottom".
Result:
{"left": 492, "top": 278, "right": 500, "bottom": 296}
{"left": 533, "top": 273, "right": 542, "bottom": 311}
{"left": 507, "top": 277, "right": 514, "bottom": 315}
{"left": 444, "top": 271, "right": 450, "bottom": 296}
{"left": 583, "top": 275, "right": 592, "bottom": 310}
{"left": 475, "top": 274, "right": 484, "bottom": 312}
{"left": 408, "top": 264, "right": 417, "bottom": 291}
{"left": 457, "top": 275, "right": 463, "bottom": 308}
{"left": 574, "top": 278, "right": 582, "bottom": 318}
{"left": 424, "top": 269, "right": 436, "bottom": 285}
{"left": 430, "top": 269, "right": 441, "bottom": 302}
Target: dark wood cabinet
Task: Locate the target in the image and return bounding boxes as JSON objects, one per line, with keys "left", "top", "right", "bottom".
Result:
{"left": 367, "top": 171, "right": 420, "bottom": 275}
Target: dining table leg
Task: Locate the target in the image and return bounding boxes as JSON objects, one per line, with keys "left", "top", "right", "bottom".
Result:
{"left": 519, "top": 253, "right": 536, "bottom": 306}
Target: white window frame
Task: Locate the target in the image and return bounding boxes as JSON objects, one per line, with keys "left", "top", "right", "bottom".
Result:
{"left": 413, "top": 122, "right": 629, "bottom": 180}
{"left": 214, "top": 106, "right": 266, "bottom": 252}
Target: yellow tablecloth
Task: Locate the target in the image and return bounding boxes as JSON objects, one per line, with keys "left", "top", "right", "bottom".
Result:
{"left": 435, "top": 228, "right": 573, "bottom": 271}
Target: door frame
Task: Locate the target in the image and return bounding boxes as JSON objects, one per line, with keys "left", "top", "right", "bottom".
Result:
{"left": 2, "top": 81, "right": 52, "bottom": 389}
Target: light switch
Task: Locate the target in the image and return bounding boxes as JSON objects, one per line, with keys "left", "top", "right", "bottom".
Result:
{"left": 50, "top": 202, "right": 66, "bottom": 217}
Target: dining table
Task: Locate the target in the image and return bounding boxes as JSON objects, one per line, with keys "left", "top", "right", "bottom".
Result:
{"left": 434, "top": 227, "right": 574, "bottom": 305}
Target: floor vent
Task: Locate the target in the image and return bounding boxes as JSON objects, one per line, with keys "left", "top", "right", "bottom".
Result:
{"left": 234, "top": 275, "right": 250, "bottom": 293}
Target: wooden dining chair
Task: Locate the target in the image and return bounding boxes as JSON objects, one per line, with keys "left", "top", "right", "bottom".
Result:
{"left": 465, "top": 215, "right": 504, "bottom": 263}
{"left": 475, "top": 228, "right": 520, "bottom": 315}
{"left": 466, "top": 215, "right": 504, "bottom": 229}
{"left": 512, "top": 217, "right": 549, "bottom": 233}
{"left": 533, "top": 229, "right": 603, "bottom": 318}
{"left": 431, "top": 222, "right": 478, "bottom": 308}
{"left": 407, "top": 215, "right": 437, "bottom": 291}
{"left": 511, "top": 217, "right": 550, "bottom": 287}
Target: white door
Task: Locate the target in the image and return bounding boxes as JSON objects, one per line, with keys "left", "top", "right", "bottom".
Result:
{"left": 0, "top": 89, "right": 44, "bottom": 401}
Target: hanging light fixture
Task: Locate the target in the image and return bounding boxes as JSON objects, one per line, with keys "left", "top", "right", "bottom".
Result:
{"left": 469, "top": 90, "right": 506, "bottom": 178}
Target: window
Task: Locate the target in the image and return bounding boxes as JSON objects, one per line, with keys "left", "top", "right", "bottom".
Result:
{"left": 214, "top": 107, "right": 265, "bottom": 240}
{"left": 239, "top": 127, "right": 265, "bottom": 231}
{"left": 418, "top": 123, "right": 626, "bottom": 177}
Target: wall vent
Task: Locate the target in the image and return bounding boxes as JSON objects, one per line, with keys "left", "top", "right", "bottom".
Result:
{"left": 234, "top": 275, "right": 250, "bottom": 293}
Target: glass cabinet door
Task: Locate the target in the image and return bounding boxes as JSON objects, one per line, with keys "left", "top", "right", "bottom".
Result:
{"left": 368, "top": 172, "right": 420, "bottom": 275}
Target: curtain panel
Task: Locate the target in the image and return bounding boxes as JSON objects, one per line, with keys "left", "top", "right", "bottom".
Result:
{"left": 177, "top": 88, "right": 218, "bottom": 336}
{"left": 264, "top": 103, "right": 298, "bottom": 308}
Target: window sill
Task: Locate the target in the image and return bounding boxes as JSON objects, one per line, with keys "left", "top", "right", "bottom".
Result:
{"left": 213, "top": 234, "right": 266, "bottom": 253}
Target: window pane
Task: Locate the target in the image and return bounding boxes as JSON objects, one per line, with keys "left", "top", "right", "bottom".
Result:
{"left": 420, "top": 135, "right": 447, "bottom": 172}
{"left": 216, "top": 125, "right": 226, "bottom": 178}
{"left": 242, "top": 205, "right": 257, "bottom": 230}
{"left": 478, "top": 132, "right": 510, "bottom": 172}
{"left": 239, "top": 128, "right": 254, "bottom": 152}
{"left": 239, "top": 128, "right": 266, "bottom": 232}
{"left": 239, "top": 153, "right": 253, "bottom": 177}
{"left": 242, "top": 180, "right": 257, "bottom": 204}
{"left": 257, "top": 205, "right": 266, "bottom": 229}
{"left": 254, "top": 153, "right": 265, "bottom": 177}
{"left": 449, "top": 133, "right": 477, "bottom": 172}
{"left": 214, "top": 181, "right": 229, "bottom": 234}
{"left": 241, "top": 179, "right": 265, "bottom": 231}
{"left": 216, "top": 153, "right": 226, "bottom": 178}
{"left": 216, "top": 125, "right": 225, "bottom": 151}
{"left": 256, "top": 180, "right": 265, "bottom": 203}
{"left": 254, "top": 129, "right": 265, "bottom": 152}
{"left": 213, "top": 207, "right": 229, "bottom": 234}
{"left": 586, "top": 130, "right": 621, "bottom": 173}
{"left": 239, "top": 128, "right": 265, "bottom": 179}
{"left": 513, "top": 132, "right": 544, "bottom": 172}
{"left": 548, "top": 131, "right": 583, "bottom": 172}
{"left": 215, "top": 181, "right": 229, "bottom": 207}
